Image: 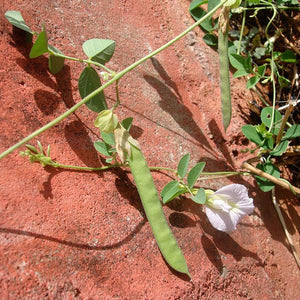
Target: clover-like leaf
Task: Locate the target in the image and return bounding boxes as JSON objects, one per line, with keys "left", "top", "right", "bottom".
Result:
{"left": 29, "top": 29, "right": 48, "bottom": 58}
{"left": 270, "top": 140, "right": 289, "bottom": 156}
{"left": 82, "top": 39, "right": 115, "bottom": 64}
{"left": 161, "top": 181, "right": 187, "bottom": 204}
{"left": 121, "top": 117, "right": 133, "bottom": 132}
{"left": 260, "top": 107, "right": 282, "bottom": 135}
{"left": 242, "top": 124, "right": 263, "bottom": 146}
{"left": 94, "top": 141, "right": 112, "bottom": 157}
{"left": 187, "top": 162, "right": 206, "bottom": 188}
{"left": 282, "top": 124, "right": 300, "bottom": 141}
{"left": 5, "top": 11, "right": 33, "bottom": 34}
{"left": 246, "top": 76, "right": 260, "bottom": 89}
{"left": 255, "top": 162, "right": 280, "bottom": 192}
{"left": 100, "top": 131, "right": 115, "bottom": 146}
{"left": 48, "top": 44, "right": 65, "bottom": 74}
{"left": 79, "top": 66, "right": 107, "bottom": 112}
{"left": 191, "top": 188, "right": 206, "bottom": 204}
{"left": 177, "top": 154, "right": 190, "bottom": 178}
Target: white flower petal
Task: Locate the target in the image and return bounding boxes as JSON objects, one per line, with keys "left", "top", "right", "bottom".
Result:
{"left": 206, "top": 206, "right": 237, "bottom": 232}
{"left": 214, "top": 184, "right": 246, "bottom": 200}
{"left": 204, "top": 184, "right": 254, "bottom": 233}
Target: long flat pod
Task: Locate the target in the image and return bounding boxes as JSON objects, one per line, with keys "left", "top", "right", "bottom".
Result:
{"left": 218, "top": 6, "right": 231, "bottom": 131}
{"left": 128, "top": 144, "right": 190, "bottom": 277}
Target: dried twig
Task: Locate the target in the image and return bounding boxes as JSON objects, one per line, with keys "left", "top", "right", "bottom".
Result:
{"left": 272, "top": 188, "right": 300, "bottom": 269}
{"left": 241, "top": 161, "right": 300, "bottom": 195}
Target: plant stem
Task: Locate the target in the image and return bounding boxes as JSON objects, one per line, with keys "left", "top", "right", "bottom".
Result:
{"left": 51, "top": 163, "right": 120, "bottom": 171}
{"left": 237, "top": 2, "right": 247, "bottom": 55}
{"left": 0, "top": 0, "right": 227, "bottom": 160}
{"left": 242, "top": 161, "right": 300, "bottom": 195}
{"left": 268, "top": 54, "right": 277, "bottom": 133}
{"left": 49, "top": 50, "right": 114, "bottom": 74}
{"left": 148, "top": 166, "right": 177, "bottom": 173}
{"left": 271, "top": 189, "right": 300, "bottom": 270}
{"left": 276, "top": 102, "right": 294, "bottom": 145}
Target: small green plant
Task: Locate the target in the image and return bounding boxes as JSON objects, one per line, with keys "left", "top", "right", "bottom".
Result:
{"left": 2, "top": 0, "right": 300, "bottom": 277}
{"left": 242, "top": 106, "right": 300, "bottom": 191}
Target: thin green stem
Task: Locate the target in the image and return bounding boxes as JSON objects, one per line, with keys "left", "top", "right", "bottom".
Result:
{"left": 149, "top": 166, "right": 177, "bottom": 173}
{"left": 271, "top": 189, "right": 300, "bottom": 269}
{"left": 200, "top": 171, "right": 244, "bottom": 176}
{"left": 0, "top": 0, "right": 227, "bottom": 160}
{"left": 237, "top": 1, "right": 247, "bottom": 55}
{"left": 49, "top": 50, "right": 114, "bottom": 74}
{"left": 238, "top": 5, "right": 298, "bottom": 11}
{"left": 51, "top": 162, "right": 121, "bottom": 171}
{"left": 268, "top": 55, "right": 277, "bottom": 133}
{"left": 113, "top": 80, "right": 120, "bottom": 110}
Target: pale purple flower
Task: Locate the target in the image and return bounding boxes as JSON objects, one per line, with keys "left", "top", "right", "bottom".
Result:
{"left": 204, "top": 184, "right": 254, "bottom": 233}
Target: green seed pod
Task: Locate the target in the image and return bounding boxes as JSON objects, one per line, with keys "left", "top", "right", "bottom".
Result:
{"left": 128, "top": 143, "right": 190, "bottom": 277}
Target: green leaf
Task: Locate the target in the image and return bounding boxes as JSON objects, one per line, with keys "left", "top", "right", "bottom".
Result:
{"left": 242, "top": 124, "right": 263, "bottom": 146}
{"left": 48, "top": 44, "right": 65, "bottom": 74}
{"left": 177, "top": 154, "right": 190, "bottom": 178}
{"left": 121, "top": 117, "right": 133, "bottom": 131}
{"left": 233, "top": 69, "right": 251, "bottom": 78}
{"left": 78, "top": 66, "right": 107, "bottom": 112}
{"left": 5, "top": 10, "right": 33, "bottom": 34}
{"left": 255, "top": 162, "right": 280, "bottom": 192}
{"left": 82, "top": 39, "right": 115, "bottom": 64}
{"left": 94, "top": 141, "right": 112, "bottom": 157}
{"left": 280, "top": 50, "right": 296, "bottom": 63}
{"left": 260, "top": 107, "right": 282, "bottom": 134}
{"left": 203, "top": 33, "right": 217, "bottom": 46}
{"left": 191, "top": 188, "right": 206, "bottom": 204}
{"left": 189, "top": 1, "right": 214, "bottom": 32}
{"left": 161, "top": 180, "right": 179, "bottom": 199}
{"left": 187, "top": 162, "right": 206, "bottom": 188}
{"left": 100, "top": 131, "right": 115, "bottom": 146}
{"left": 262, "top": 136, "right": 274, "bottom": 150}
{"left": 29, "top": 29, "right": 48, "bottom": 58}
{"left": 257, "top": 65, "right": 266, "bottom": 77}
{"left": 247, "top": 76, "right": 260, "bottom": 89}
{"left": 229, "top": 53, "right": 251, "bottom": 72}
{"left": 253, "top": 47, "right": 266, "bottom": 59}
{"left": 270, "top": 140, "right": 289, "bottom": 156}
{"left": 282, "top": 124, "right": 300, "bottom": 141}
{"left": 161, "top": 181, "right": 187, "bottom": 204}
{"left": 278, "top": 75, "right": 290, "bottom": 87}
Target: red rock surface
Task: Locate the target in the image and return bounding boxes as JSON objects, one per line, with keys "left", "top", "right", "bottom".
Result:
{"left": 0, "top": 0, "right": 299, "bottom": 299}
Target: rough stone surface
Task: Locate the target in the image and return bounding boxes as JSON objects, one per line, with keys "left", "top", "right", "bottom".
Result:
{"left": 0, "top": 0, "right": 299, "bottom": 299}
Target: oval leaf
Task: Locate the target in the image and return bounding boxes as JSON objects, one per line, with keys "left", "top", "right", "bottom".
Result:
{"left": 48, "top": 44, "right": 65, "bottom": 74}
{"left": 242, "top": 124, "right": 263, "bottom": 146}
{"left": 260, "top": 107, "right": 282, "bottom": 134}
{"left": 177, "top": 154, "right": 190, "bottom": 178}
{"left": 82, "top": 39, "right": 115, "bottom": 64}
{"left": 161, "top": 180, "right": 179, "bottom": 199}
{"left": 270, "top": 140, "right": 289, "bottom": 156}
{"left": 29, "top": 29, "right": 48, "bottom": 58}
{"left": 187, "top": 162, "right": 206, "bottom": 188}
{"left": 247, "top": 76, "right": 260, "bottom": 89}
{"left": 255, "top": 162, "right": 280, "bottom": 192}
{"left": 5, "top": 10, "right": 33, "bottom": 34}
{"left": 162, "top": 182, "right": 187, "bottom": 204}
{"left": 94, "top": 141, "right": 112, "bottom": 157}
{"left": 282, "top": 124, "right": 300, "bottom": 141}
{"left": 78, "top": 66, "right": 107, "bottom": 112}
{"left": 203, "top": 33, "right": 217, "bottom": 46}
{"left": 121, "top": 117, "right": 133, "bottom": 132}
{"left": 100, "top": 131, "right": 115, "bottom": 146}
{"left": 191, "top": 188, "right": 206, "bottom": 204}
